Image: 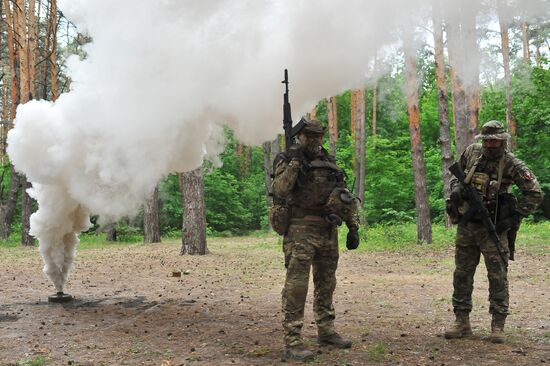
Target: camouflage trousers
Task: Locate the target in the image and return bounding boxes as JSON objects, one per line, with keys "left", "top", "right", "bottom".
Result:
{"left": 452, "top": 222, "right": 510, "bottom": 315}
{"left": 281, "top": 218, "right": 339, "bottom": 347}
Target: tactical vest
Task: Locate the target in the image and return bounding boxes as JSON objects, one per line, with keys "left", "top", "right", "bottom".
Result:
{"left": 461, "top": 144, "right": 518, "bottom": 223}
{"left": 463, "top": 144, "right": 513, "bottom": 202}
{"left": 287, "top": 158, "right": 345, "bottom": 213}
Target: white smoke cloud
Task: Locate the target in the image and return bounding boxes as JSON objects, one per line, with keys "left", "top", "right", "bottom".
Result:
{"left": 6, "top": 0, "right": 548, "bottom": 292}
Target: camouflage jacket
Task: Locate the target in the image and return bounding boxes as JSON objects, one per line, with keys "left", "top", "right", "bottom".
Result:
{"left": 451, "top": 143, "right": 543, "bottom": 216}
{"left": 272, "top": 146, "right": 348, "bottom": 216}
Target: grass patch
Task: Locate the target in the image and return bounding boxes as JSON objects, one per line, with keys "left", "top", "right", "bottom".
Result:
{"left": 14, "top": 356, "right": 48, "bottom": 366}
{"left": 367, "top": 341, "right": 389, "bottom": 362}
{"left": 1, "top": 222, "right": 549, "bottom": 256}
{"left": 247, "top": 347, "right": 271, "bottom": 357}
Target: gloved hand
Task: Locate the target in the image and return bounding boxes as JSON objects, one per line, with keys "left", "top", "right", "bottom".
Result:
{"left": 450, "top": 184, "right": 466, "bottom": 207}
{"left": 346, "top": 226, "right": 360, "bottom": 250}
{"left": 287, "top": 145, "right": 305, "bottom": 162}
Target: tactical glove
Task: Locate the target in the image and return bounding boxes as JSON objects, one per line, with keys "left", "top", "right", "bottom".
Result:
{"left": 450, "top": 184, "right": 466, "bottom": 207}
{"left": 287, "top": 145, "right": 305, "bottom": 162}
{"left": 346, "top": 226, "right": 360, "bottom": 250}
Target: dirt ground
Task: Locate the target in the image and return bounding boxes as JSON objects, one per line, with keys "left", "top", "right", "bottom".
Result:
{"left": 1, "top": 236, "right": 549, "bottom": 366}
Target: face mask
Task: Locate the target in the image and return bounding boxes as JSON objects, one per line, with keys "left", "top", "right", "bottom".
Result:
{"left": 482, "top": 145, "right": 505, "bottom": 160}
{"left": 305, "top": 140, "right": 323, "bottom": 156}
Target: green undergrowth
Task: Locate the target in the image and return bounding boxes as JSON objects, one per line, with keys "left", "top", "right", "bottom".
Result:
{"left": 1, "top": 222, "right": 548, "bottom": 256}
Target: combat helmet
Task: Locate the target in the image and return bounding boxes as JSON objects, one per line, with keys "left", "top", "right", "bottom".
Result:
{"left": 475, "top": 120, "right": 511, "bottom": 140}
{"left": 291, "top": 118, "right": 326, "bottom": 137}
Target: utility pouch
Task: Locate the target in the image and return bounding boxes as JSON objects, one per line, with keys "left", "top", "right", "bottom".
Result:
{"left": 470, "top": 172, "right": 490, "bottom": 198}
{"left": 269, "top": 205, "right": 290, "bottom": 235}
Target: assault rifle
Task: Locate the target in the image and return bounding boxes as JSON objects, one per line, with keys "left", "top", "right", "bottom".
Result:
{"left": 449, "top": 162, "right": 508, "bottom": 265}
{"left": 282, "top": 69, "right": 293, "bottom": 153}
{"left": 281, "top": 69, "right": 308, "bottom": 152}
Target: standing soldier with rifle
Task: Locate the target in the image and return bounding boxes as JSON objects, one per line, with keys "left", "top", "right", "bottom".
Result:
{"left": 445, "top": 120, "right": 542, "bottom": 343}
{"left": 270, "top": 70, "right": 360, "bottom": 361}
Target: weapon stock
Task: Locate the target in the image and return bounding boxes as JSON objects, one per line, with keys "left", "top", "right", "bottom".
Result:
{"left": 449, "top": 162, "right": 508, "bottom": 265}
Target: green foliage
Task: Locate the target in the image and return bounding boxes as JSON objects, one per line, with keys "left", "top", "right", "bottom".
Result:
{"left": 511, "top": 66, "right": 550, "bottom": 218}
{"left": 2, "top": 46, "right": 549, "bottom": 242}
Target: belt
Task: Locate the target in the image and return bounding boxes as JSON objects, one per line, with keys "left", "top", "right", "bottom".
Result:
{"left": 291, "top": 207, "right": 324, "bottom": 218}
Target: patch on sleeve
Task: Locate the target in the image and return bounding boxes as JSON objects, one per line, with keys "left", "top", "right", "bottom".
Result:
{"left": 521, "top": 169, "right": 534, "bottom": 181}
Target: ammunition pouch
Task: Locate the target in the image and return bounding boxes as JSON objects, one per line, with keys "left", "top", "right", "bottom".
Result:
{"left": 324, "top": 187, "right": 359, "bottom": 227}
{"left": 269, "top": 204, "right": 290, "bottom": 235}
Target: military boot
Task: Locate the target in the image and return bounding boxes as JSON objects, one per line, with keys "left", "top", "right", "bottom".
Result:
{"left": 318, "top": 333, "right": 352, "bottom": 349}
{"left": 281, "top": 345, "right": 315, "bottom": 362}
{"left": 444, "top": 311, "right": 473, "bottom": 339}
{"left": 489, "top": 314, "right": 506, "bottom": 344}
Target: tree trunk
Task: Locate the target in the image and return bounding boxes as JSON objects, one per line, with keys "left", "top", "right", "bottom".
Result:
{"left": 42, "top": 0, "right": 52, "bottom": 100}
{"left": 49, "top": 0, "right": 58, "bottom": 101}
{"left": 244, "top": 145, "right": 251, "bottom": 176}
{"left": 351, "top": 89, "right": 366, "bottom": 205}
{"left": 433, "top": 8, "right": 454, "bottom": 228}
{"left": 181, "top": 167, "right": 207, "bottom": 255}
{"left": 14, "top": 0, "right": 29, "bottom": 104}
{"left": 4, "top": 0, "right": 18, "bottom": 124}
{"left": 263, "top": 141, "right": 273, "bottom": 231}
{"left": 327, "top": 96, "right": 338, "bottom": 156}
{"left": 143, "top": 185, "right": 161, "bottom": 243}
{"left": 310, "top": 105, "right": 317, "bottom": 120}
{"left": 372, "top": 79, "right": 378, "bottom": 144}
{"left": 447, "top": 11, "right": 479, "bottom": 156}
{"left": 521, "top": 20, "right": 530, "bottom": 64}
{"left": 105, "top": 223, "right": 117, "bottom": 242}
{"left": 28, "top": 0, "right": 38, "bottom": 99}
{"left": 498, "top": 12, "right": 516, "bottom": 149}
{"left": 0, "top": 0, "right": 6, "bottom": 161}
{"left": 14, "top": 0, "right": 35, "bottom": 246}
{"left": 405, "top": 53, "right": 432, "bottom": 244}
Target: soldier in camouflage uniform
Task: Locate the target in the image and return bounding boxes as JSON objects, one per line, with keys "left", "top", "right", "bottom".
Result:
{"left": 445, "top": 121, "right": 542, "bottom": 343}
{"left": 272, "top": 120, "right": 360, "bottom": 362}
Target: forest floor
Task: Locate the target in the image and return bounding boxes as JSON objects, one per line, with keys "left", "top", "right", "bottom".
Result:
{"left": 1, "top": 230, "right": 549, "bottom": 366}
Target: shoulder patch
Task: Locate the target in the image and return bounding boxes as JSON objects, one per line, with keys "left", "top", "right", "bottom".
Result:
{"left": 522, "top": 169, "right": 534, "bottom": 181}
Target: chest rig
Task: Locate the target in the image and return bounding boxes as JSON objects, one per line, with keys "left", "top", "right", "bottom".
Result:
{"left": 287, "top": 158, "right": 345, "bottom": 212}
{"left": 462, "top": 148, "right": 517, "bottom": 224}
{"left": 464, "top": 152, "right": 510, "bottom": 203}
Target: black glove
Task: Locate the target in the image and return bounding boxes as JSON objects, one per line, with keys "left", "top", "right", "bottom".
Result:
{"left": 287, "top": 144, "right": 304, "bottom": 162}
{"left": 346, "top": 227, "right": 360, "bottom": 250}
{"left": 450, "top": 184, "right": 466, "bottom": 206}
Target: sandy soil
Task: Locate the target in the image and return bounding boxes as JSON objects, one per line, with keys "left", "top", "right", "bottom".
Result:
{"left": 1, "top": 236, "right": 549, "bottom": 365}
